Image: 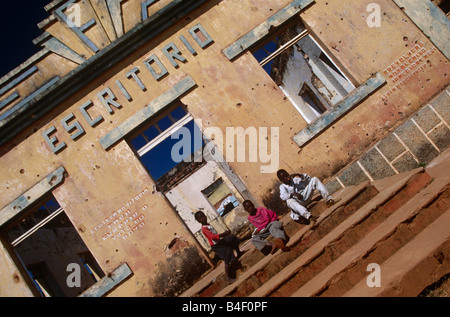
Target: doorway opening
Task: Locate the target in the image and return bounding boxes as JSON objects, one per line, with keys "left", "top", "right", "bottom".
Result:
{"left": 128, "top": 102, "right": 251, "bottom": 252}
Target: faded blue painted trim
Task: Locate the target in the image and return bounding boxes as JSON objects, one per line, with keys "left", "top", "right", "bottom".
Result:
{"left": 79, "top": 263, "right": 133, "bottom": 297}
{"left": 188, "top": 23, "right": 214, "bottom": 49}
{"left": 54, "top": 0, "right": 99, "bottom": 53}
{"left": 293, "top": 73, "right": 386, "bottom": 147}
{"left": 0, "top": 166, "right": 66, "bottom": 227}
{"left": 42, "top": 125, "right": 67, "bottom": 154}
{"left": 0, "top": 50, "right": 49, "bottom": 87}
{"left": 115, "top": 79, "right": 132, "bottom": 101}
{"left": 162, "top": 42, "right": 187, "bottom": 68}
{"left": 106, "top": 0, "right": 127, "bottom": 38}
{"left": 222, "top": 0, "right": 314, "bottom": 60}
{"left": 393, "top": 0, "right": 450, "bottom": 60}
{"left": 180, "top": 34, "right": 197, "bottom": 55}
{"left": 0, "top": 76, "right": 60, "bottom": 129}
{"left": 34, "top": 32, "right": 86, "bottom": 65}
{"left": 143, "top": 54, "right": 168, "bottom": 81}
{"left": 79, "top": 100, "right": 104, "bottom": 127}
{"left": 0, "top": 92, "right": 20, "bottom": 111}
{"left": 99, "top": 75, "right": 197, "bottom": 150}
{"left": 62, "top": 112, "right": 85, "bottom": 140}
{"left": 0, "top": 66, "right": 38, "bottom": 97}
{"left": 126, "top": 67, "right": 147, "bottom": 91}
{"left": 141, "top": 0, "right": 157, "bottom": 21}
{"left": 97, "top": 87, "right": 123, "bottom": 113}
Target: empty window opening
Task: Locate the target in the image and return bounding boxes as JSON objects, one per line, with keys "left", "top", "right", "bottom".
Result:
{"left": 130, "top": 104, "right": 205, "bottom": 182}
{"left": 201, "top": 178, "right": 239, "bottom": 217}
{"left": 299, "top": 83, "right": 327, "bottom": 115}
{"left": 2, "top": 197, "right": 105, "bottom": 297}
{"left": 252, "top": 20, "right": 355, "bottom": 123}
{"left": 432, "top": 0, "right": 450, "bottom": 16}
{"left": 80, "top": 252, "right": 104, "bottom": 282}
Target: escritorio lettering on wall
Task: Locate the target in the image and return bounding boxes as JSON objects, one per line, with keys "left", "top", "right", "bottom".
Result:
{"left": 42, "top": 23, "right": 214, "bottom": 154}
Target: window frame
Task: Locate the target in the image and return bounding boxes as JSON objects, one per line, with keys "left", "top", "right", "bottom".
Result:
{"left": 222, "top": 3, "right": 386, "bottom": 148}
{"left": 250, "top": 18, "right": 357, "bottom": 123}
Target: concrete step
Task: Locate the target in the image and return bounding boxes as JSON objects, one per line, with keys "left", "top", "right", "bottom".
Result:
{"left": 214, "top": 182, "right": 380, "bottom": 297}
{"left": 343, "top": 208, "right": 450, "bottom": 297}
{"left": 180, "top": 179, "right": 379, "bottom": 297}
{"left": 340, "top": 150, "right": 450, "bottom": 297}
{"left": 182, "top": 149, "right": 450, "bottom": 298}
{"left": 284, "top": 150, "right": 450, "bottom": 297}
{"left": 248, "top": 168, "right": 433, "bottom": 297}
{"left": 291, "top": 182, "right": 450, "bottom": 297}
{"left": 217, "top": 168, "right": 429, "bottom": 297}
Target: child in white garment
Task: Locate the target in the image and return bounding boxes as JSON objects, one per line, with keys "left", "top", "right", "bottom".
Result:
{"left": 277, "top": 169, "right": 336, "bottom": 224}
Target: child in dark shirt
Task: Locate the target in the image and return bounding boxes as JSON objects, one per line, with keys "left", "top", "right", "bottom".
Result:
{"left": 195, "top": 211, "right": 243, "bottom": 283}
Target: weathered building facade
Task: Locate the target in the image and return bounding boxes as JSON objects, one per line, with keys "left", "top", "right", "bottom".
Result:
{"left": 0, "top": 0, "right": 448, "bottom": 297}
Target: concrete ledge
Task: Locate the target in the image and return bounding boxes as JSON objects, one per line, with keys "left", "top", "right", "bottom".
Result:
{"left": 293, "top": 72, "right": 386, "bottom": 148}
{"left": 222, "top": 0, "right": 314, "bottom": 61}
{"left": 0, "top": 76, "right": 61, "bottom": 129}
{"left": 99, "top": 75, "right": 197, "bottom": 150}
{"left": 343, "top": 210, "right": 450, "bottom": 297}
{"left": 214, "top": 182, "right": 377, "bottom": 297}
{"left": 79, "top": 263, "right": 133, "bottom": 297}
{"left": 0, "top": 166, "right": 66, "bottom": 227}
{"left": 249, "top": 169, "right": 425, "bottom": 297}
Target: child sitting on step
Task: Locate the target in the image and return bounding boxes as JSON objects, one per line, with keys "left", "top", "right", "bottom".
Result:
{"left": 195, "top": 210, "right": 243, "bottom": 283}
{"left": 243, "top": 200, "right": 290, "bottom": 254}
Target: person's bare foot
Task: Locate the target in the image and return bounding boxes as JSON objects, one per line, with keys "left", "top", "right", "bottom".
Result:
{"left": 309, "top": 215, "right": 319, "bottom": 226}
{"left": 274, "top": 238, "right": 290, "bottom": 252}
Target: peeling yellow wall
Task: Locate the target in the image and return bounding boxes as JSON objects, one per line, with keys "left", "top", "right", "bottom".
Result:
{"left": 296, "top": 0, "right": 449, "bottom": 179}
{"left": 0, "top": 0, "right": 448, "bottom": 296}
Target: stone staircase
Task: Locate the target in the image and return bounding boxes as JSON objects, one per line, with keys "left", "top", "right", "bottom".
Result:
{"left": 180, "top": 148, "right": 450, "bottom": 298}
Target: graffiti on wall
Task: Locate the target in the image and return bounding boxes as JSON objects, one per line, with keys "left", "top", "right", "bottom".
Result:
{"left": 90, "top": 188, "right": 150, "bottom": 241}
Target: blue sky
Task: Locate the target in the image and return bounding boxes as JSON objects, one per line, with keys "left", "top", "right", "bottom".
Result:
{"left": 0, "top": 0, "right": 50, "bottom": 78}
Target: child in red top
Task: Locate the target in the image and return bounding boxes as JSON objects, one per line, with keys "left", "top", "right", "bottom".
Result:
{"left": 195, "top": 211, "right": 243, "bottom": 283}
{"left": 244, "top": 200, "right": 290, "bottom": 254}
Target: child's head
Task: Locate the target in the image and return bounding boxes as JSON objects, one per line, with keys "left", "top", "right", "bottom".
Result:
{"left": 243, "top": 200, "right": 256, "bottom": 215}
{"left": 194, "top": 210, "right": 208, "bottom": 225}
{"left": 277, "top": 169, "right": 290, "bottom": 184}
